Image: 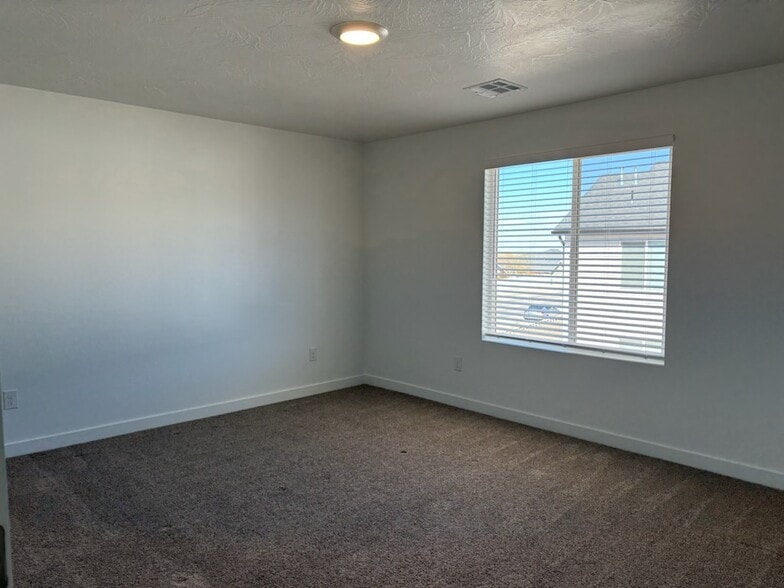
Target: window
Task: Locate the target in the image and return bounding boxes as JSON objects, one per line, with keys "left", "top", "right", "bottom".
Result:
{"left": 482, "top": 140, "right": 673, "bottom": 364}
{"left": 621, "top": 240, "right": 666, "bottom": 289}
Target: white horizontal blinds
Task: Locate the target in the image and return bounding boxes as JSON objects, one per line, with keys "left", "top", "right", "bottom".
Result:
{"left": 482, "top": 145, "right": 673, "bottom": 361}
{"left": 484, "top": 156, "right": 574, "bottom": 347}
{"left": 571, "top": 148, "right": 672, "bottom": 357}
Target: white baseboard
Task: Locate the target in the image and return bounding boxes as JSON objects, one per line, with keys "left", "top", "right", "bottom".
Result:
{"left": 5, "top": 375, "right": 364, "bottom": 458}
{"left": 364, "top": 374, "right": 784, "bottom": 491}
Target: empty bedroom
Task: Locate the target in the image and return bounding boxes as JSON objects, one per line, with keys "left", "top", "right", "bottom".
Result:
{"left": 0, "top": 1, "right": 783, "bottom": 586}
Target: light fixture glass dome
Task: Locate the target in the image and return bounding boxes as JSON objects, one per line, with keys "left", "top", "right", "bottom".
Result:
{"left": 330, "top": 21, "right": 388, "bottom": 46}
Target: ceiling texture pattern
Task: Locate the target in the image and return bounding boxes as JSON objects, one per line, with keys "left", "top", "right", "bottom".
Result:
{"left": 1, "top": 0, "right": 783, "bottom": 141}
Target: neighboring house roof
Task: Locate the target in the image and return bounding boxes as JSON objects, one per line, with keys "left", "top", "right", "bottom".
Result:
{"left": 530, "top": 248, "right": 563, "bottom": 274}
{"left": 552, "top": 162, "right": 670, "bottom": 235}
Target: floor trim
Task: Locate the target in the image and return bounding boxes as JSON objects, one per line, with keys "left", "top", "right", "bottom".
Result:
{"left": 5, "top": 375, "right": 365, "bottom": 458}
{"left": 364, "top": 374, "right": 784, "bottom": 491}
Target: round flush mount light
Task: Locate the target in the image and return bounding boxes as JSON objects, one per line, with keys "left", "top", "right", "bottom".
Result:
{"left": 330, "top": 21, "right": 388, "bottom": 46}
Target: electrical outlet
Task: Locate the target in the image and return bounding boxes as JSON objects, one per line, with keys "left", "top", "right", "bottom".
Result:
{"left": 2, "top": 390, "right": 18, "bottom": 410}
{"left": 454, "top": 357, "right": 463, "bottom": 372}
{"left": 309, "top": 347, "right": 317, "bottom": 362}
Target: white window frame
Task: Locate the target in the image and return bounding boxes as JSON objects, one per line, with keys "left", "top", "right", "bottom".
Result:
{"left": 482, "top": 136, "right": 674, "bottom": 365}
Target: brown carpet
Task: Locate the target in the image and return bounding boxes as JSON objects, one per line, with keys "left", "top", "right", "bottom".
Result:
{"left": 8, "top": 385, "right": 784, "bottom": 587}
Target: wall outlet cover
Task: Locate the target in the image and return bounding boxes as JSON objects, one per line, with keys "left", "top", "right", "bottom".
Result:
{"left": 2, "top": 390, "right": 18, "bottom": 410}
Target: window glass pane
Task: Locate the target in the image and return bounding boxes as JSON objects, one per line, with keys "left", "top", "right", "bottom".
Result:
{"left": 492, "top": 159, "right": 571, "bottom": 344}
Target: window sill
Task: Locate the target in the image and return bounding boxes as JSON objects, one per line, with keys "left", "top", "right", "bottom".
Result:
{"left": 482, "top": 334, "right": 665, "bottom": 366}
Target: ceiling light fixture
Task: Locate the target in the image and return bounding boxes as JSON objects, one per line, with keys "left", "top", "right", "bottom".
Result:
{"left": 330, "top": 21, "right": 388, "bottom": 46}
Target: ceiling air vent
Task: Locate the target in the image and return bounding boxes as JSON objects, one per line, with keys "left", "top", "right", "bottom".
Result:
{"left": 464, "top": 78, "right": 527, "bottom": 98}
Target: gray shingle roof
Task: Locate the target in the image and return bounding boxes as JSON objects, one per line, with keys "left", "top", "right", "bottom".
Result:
{"left": 530, "top": 248, "right": 563, "bottom": 274}
{"left": 552, "top": 163, "right": 670, "bottom": 235}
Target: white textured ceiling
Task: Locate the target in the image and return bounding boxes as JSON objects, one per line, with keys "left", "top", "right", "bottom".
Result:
{"left": 1, "top": 1, "right": 783, "bottom": 141}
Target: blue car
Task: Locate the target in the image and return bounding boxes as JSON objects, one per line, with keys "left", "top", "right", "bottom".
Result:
{"left": 523, "top": 304, "right": 561, "bottom": 322}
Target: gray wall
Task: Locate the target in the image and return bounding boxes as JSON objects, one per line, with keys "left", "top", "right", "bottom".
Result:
{"left": 363, "top": 63, "right": 784, "bottom": 487}
{"left": 0, "top": 84, "right": 363, "bottom": 453}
